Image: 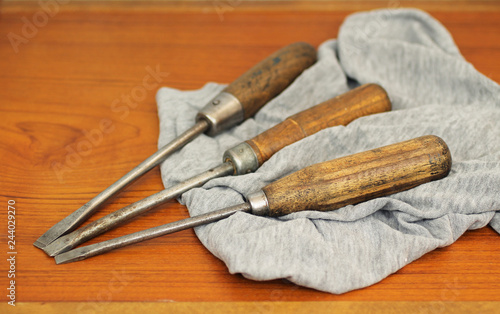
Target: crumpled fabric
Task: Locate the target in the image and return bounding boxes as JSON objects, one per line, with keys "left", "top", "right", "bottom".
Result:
{"left": 156, "top": 9, "right": 500, "bottom": 294}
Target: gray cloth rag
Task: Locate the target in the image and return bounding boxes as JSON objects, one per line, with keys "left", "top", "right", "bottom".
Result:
{"left": 156, "top": 9, "right": 500, "bottom": 294}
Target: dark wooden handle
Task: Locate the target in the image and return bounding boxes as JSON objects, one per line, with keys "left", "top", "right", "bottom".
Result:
{"left": 246, "top": 84, "right": 392, "bottom": 166}
{"left": 262, "top": 135, "right": 452, "bottom": 217}
{"left": 224, "top": 42, "right": 316, "bottom": 119}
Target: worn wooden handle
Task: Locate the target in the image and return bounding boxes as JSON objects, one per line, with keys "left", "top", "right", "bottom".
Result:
{"left": 262, "top": 135, "right": 452, "bottom": 216}
{"left": 246, "top": 84, "right": 391, "bottom": 166}
{"left": 224, "top": 42, "right": 316, "bottom": 119}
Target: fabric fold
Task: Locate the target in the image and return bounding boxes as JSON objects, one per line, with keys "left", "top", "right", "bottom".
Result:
{"left": 156, "top": 9, "right": 500, "bottom": 294}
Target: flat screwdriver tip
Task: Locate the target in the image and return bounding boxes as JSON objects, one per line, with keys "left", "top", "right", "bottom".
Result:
{"left": 55, "top": 247, "right": 89, "bottom": 265}
{"left": 34, "top": 212, "right": 85, "bottom": 249}
{"left": 36, "top": 120, "right": 211, "bottom": 250}
{"left": 42, "top": 234, "right": 74, "bottom": 257}
{"left": 33, "top": 240, "right": 47, "bottom": 249}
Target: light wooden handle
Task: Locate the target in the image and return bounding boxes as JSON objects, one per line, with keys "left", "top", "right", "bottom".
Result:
{"left": 262, "top": 135, "right": 452, "bottom": 216}
{"left": 224, "top": 42, "right": 316, "bottom": 119}
{"left": 246, "top": 84, "right": 392, "bottom": 166}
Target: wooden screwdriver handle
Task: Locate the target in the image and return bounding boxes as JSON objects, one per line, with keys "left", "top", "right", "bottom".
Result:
{"left": 246, "top": 84, "right": 392, "bottom": 166}
{"left": 262, "top": 135, "right": 452, "bottom": 216}
{"left": 224, "top": 42, "right": 316, "bottom": 119}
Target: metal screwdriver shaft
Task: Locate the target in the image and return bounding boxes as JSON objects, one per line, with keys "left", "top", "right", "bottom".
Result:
{"left": 35, "top": 42, "right": 317, "bottom": 249}
{"left": 44, "top": 163, "right": 234, "bottom": 256}
{"left": 56, "top": 203, "right": 252, "bottom": 264}
{"left": 55, "top": 135, "right": 452, "bottom": 265}
{"left": 35, "top": 121, "right": 208, "bottom": 249}
{"left": 44, "top": 84, "right": 392, "bottom": 256}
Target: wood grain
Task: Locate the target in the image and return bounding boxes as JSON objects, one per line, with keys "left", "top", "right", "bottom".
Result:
{"left": 263, "top": 135, "right": 451, "bottom": 216}
{"left": 0, "top": 1, "right": 499, "bottom": 304}
{"left": 225, "top": 42, "right": 316, "bottom": 119}
{"left": 246, "top": 84, "right": 391, "bottom": 165}
{"left": 5, "top": 301, "right": 500, "bottom": 313}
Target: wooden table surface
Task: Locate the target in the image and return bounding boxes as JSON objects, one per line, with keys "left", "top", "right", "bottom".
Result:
{"left": 1, "top": 1, "right": 500, "bottom": 311}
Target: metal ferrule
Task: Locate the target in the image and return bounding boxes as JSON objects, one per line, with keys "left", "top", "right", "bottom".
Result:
{"left": 246, "top": 190, "right": 270, "bottom": 216}
{"left": 196, "top": 92, "right": 244, "bottom": 136}
{"left": 223, "top": 142, "right": 259, "bottom": 175}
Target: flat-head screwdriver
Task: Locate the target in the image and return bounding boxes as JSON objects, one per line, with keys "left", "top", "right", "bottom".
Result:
{"left": 43, "top": 84, "right": 392, "bottom": 256}
{"left": 55, "top": 135, "right": 452, "bottom": 264}
{"left": 34, "top": 42, "right": 317, "bottom": 249}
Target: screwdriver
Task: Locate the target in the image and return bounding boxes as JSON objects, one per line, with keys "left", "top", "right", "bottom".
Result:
{"left": 54, "top": 135, "right": 452, "bottom": 264}
{"left": 43, "top": 84, "right": 392, "bottom": 256}
{"left": 34, "top": 42, "right": 317, "bottom": 249}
